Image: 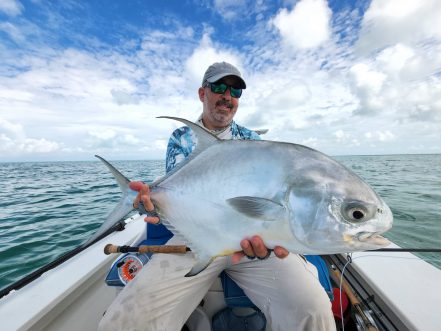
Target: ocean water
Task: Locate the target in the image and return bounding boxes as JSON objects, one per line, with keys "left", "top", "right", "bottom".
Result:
{"left": 0, "top": 154, "right": 440, "bottom": 291}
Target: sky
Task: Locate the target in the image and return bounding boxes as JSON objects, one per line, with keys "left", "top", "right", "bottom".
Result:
{"left": 0, "top": 0, "right": 440, "bottom": 162}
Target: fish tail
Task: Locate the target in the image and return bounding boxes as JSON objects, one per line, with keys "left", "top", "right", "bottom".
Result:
{"left": 94, "top": 155, "right": 131, "bottom": 193}
{"left": 83, "top": 156, "right": 134, "bottom": 246}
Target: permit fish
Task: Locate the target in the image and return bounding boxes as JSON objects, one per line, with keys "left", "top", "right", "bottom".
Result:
{"left": 92, "top": 116, "right": 393, "bottom": 276}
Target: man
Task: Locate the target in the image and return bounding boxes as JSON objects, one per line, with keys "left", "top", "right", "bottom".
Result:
{"left": 99, "top": 62, "right": 335, "bottom": 330}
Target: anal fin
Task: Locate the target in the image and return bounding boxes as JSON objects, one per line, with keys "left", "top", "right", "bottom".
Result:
{"left": 185, "top": 256, "right": 215, "bottom": 277}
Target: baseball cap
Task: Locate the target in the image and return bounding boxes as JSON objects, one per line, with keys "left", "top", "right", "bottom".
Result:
{"left": 202, "top": 62, "right": 246, "bottom": 89}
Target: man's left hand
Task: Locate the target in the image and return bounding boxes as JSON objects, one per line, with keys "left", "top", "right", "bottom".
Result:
{"left": 231, "top": 235, "right": 289, "bottom": 264}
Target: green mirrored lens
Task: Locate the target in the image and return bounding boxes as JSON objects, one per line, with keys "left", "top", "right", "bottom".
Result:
{"left": 230, "top": 87, "right": 242, "bottom": 98}
{"left": 211, "top": 83, "right": 227, "bottom": 94}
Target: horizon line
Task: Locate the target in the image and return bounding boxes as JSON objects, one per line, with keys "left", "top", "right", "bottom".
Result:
{"left": 1, "top": 152, "right": 440, "bottom": 163}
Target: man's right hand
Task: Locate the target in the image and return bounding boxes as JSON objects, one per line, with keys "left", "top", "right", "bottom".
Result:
{"left": 231, "top": 236, "right": 289, "bottom": 264}
{"left": 129, "top": 181, "right": 160, "bottom": 224}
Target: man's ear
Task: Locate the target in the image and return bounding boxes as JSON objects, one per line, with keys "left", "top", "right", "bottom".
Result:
{"left": 198, "top": 87, "right": 205, "bottom": 102}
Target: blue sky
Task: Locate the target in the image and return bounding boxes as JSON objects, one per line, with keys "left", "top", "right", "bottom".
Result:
{"left": 1, "top": 0, "right": 440, "bottom": 161}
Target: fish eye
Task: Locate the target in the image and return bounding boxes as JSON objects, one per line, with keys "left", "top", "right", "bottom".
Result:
{"left": 342, "top": 201, "right": 370, "bottom": 223}
{"left": 350, "top": 209, "right": 365, "bottom": 221}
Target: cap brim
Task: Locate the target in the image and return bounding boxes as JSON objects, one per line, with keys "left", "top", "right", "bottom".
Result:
{"left": 206, "top": 73, "right": 246, "bottom": 89}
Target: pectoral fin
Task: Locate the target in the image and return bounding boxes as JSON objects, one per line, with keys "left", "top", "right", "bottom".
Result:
{"left": 185, "top": 256, "right": 216, "bottom": 277}
{"left": 227, "top": 196, "right": 286, "bottom": 221}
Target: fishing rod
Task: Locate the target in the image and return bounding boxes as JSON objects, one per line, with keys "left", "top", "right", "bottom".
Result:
{"left": 104, "top": 244, "right": 190, "bottom": 255}
{"left": 373, "top": 248, "right": 441, "bottom": 253}
{"left": 104, "top": 244, "right": 441, "bottom": 255}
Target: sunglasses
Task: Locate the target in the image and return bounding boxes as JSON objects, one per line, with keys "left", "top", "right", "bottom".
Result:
{"left": 205, "top": 82, "right": 243, "bottom": 98}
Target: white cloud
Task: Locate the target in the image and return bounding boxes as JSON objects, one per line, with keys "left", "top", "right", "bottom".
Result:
{"left": 184, "top": 33, "right": 244, "bottom": 90}
{"left": 0, "top": 118, "right": 60, "bottom": 155}
{"left": 376, "top": 44, "right": 415, "bottom": 75}
{"left": 260, "top": 81, "right": 311, "bottom": 110}
{"left": 301, "top": 137, "right": 318, "bottom": 148}
{"left": 0, "top": 22, "right": 25, "bottom": 42}
{"left": 88, "top": 129, "right": 117, "bottom": 141}
{"left": 365, "top": 130, "right": 395, "bottom": 142}
{"left": 111, "top": 89, "right": 140, "bottom": 106}
{"left": 272, "top": 0, "right": 331, "bottom": 49}
{"left": 350, "top": 63, "right": 386, "bottom": 94}
{"left": 356, "top": 0, "right": 441, "bottom": 53}
{"left": 0, "top": 43, "right": 174, "bottom": 160}
{"left": 0, "top": 117, "right": 24, "bottom": 139}
{"left": 405, "top": 80, "right": 441, "bottom": 122}
{"left": 154, "top": 139, "right": 168, "bottom": 150}
{"left": 19, "top": 138, "right": 60, "bottom": 153}
{"left": 0, "top": 0, "right": 23, "bottom": 16}
{"left": 0, "top": 88, "right": 33, "bottom": 101}
{"left": 334, "top": 130, "right": 349, "bottom": 141}
{"left": 213, "top": 0, "right": 246, "bottom": 20}
{"left": 375, "top": 43, "right": 441, "bottom": 83}
{"left": 348, "top": 62, "right": 387, "bottom": 114}
{"left": 347, "top": 39, "right": 441, "bottom": 121}
{"left": 212, "top": 0, "right": 270, "bottom": 21}
{"left": 86, "top": 128, "right": 143, "bottom": 150}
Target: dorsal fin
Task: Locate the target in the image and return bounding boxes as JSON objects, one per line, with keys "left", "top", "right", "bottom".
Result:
{"left": 157, "top": 116, "right": 219, "bottom": 154}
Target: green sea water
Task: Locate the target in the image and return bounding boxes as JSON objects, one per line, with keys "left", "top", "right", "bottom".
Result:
{"left": 0, "top": 155, "right": 440, "bottom": 291}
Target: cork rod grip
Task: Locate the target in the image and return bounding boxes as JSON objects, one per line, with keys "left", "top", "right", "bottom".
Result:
{"left": 138, "top": 245, "right": 188, "bottom": 254}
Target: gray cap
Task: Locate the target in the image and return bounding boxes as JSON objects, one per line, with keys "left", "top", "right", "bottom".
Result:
{"left": 202, "top": 62, "right": 246, "bottom": 88}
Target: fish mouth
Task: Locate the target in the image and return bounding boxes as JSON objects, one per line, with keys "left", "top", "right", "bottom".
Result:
{"left": 356, "top": 231, "right": 390, "bottom": 246}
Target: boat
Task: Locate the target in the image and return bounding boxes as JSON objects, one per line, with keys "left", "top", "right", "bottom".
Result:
{"left": 0, "top": 213, "right": 440, "bottom": 331}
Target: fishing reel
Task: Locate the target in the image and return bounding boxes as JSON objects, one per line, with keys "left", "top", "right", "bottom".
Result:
{"left": 117, "top": 255, "right": 145, "bottom": 284}
{"left": 105, "top": 253, "right": 150, "bottom": 286}
{"left": 104, "top": 242, "right": 189, "bottom": 286}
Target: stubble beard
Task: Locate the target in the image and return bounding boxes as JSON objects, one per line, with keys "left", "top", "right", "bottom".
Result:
{"left": 211, "top": 108, "right": 236, "bottom": 127}
{"left": 212, "top": 100, "right": 236, "bottom": 126}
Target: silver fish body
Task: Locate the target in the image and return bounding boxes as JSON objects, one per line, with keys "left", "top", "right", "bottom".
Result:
{"left": 95, "top": 117, "right": 393, "bottom": 276}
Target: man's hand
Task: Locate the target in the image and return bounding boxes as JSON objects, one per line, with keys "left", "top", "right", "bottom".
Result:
{"left": 231, "top": 235, "right": 289, "bottom": 264}
{"left": 129, "top": 181, "right": 160, "bottom": 224}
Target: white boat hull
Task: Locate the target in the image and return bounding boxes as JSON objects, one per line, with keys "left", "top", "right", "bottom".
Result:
{"left": 0, "top": 216, "right": 144, "bottom": 331}
{"left": 1, "top": 215, "right": 440, "bottom": 331}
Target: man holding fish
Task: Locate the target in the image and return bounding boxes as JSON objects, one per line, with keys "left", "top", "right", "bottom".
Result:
{"left": 99, "top": 62, "right": 337, "bottom": 330}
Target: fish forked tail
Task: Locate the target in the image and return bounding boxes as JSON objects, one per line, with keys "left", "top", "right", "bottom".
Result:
{"left": 82, "top": 155, "right": 136, "bottom": 246}
{"left": 90, "top": 154, "right": 213, "bottom": 277}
